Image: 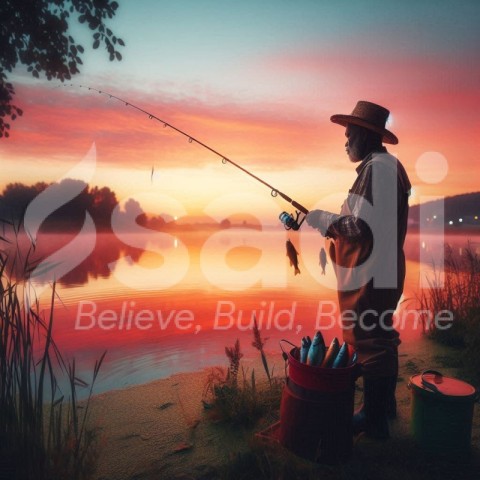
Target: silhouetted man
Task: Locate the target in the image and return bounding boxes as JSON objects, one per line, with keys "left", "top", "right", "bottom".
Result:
{"left": 306, "top": 101, "right": 411, "bottom": 438}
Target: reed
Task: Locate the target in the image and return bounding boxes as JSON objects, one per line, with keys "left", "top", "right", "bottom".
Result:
{"left": 0, "top": 245, "right": 104, "bottom": 479}
{"left": 203, "top": 335, "right": 282, "bottom": 426}
{"left": 224, "top": 338, "right": 243, "bottom": 388}
{"left": 251, "top": 316, "right": 271, "bottom": 386}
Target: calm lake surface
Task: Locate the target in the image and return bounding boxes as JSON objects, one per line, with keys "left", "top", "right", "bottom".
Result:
{"left": 4, "top": 228, "right": 479, "bottom": 397}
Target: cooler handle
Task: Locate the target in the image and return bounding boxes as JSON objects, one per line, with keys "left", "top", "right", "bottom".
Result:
{"left": 421, "top": 369, "right": 445, "bottom": 395}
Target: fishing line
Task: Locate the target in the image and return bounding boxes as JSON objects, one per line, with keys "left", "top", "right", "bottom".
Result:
{"left": 64, "top": 84, "right": 309, "bottom": 230}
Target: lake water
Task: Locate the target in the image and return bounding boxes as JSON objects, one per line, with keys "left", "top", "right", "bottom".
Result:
{"left": 3, "top": 227, "right": 479, "bottom": 397}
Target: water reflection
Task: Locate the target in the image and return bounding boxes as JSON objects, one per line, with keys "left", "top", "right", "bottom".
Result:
{"left": 2, "top": 228, "right": 479, "bottom": 397}
{"left": 2, "top": 232, "right": 144, "bottom": 287}
{"left": 5, "top": 229, "right": 475, "bottom": 289}
{"left": 405, "top": 233, "right": 480, "bottom": 264}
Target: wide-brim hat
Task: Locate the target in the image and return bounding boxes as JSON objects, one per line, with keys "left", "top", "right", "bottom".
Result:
{"left": 330, "top": 100, "right": 398, "bottom": 145}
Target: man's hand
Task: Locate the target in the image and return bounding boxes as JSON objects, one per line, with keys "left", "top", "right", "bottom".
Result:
{"left": 306, "top": 210, "right": 329, "bottom": 236}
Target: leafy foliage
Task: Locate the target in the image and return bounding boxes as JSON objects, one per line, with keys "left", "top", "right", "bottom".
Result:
{"left": 0, "top": 0, "right": 125, "bottom": 137}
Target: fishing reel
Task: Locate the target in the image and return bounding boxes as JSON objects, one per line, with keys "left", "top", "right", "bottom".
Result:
{"left": 279, "top": 211, "right": 306, "bottom": 231}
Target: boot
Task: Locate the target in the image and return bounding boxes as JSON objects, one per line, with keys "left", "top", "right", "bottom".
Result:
{"left": 353, "top": 373, "right": 397, "bottom": 421}
{"left": 352, "top": 377, "right": 390, "bottom": 439}
{"left": 386, "top": 373, "right": 397, "bottom": 419}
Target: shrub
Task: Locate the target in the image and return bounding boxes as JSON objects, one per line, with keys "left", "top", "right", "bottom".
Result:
{"left": 203, "top": 334, "right": 283, "bottom": 427}
{"left": 417, "top": 243, "right": 480, "bottom": 380}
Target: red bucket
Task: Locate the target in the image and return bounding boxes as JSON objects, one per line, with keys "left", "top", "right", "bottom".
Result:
{"left": 278, "top": 345, "right": 361, "bottom": 464}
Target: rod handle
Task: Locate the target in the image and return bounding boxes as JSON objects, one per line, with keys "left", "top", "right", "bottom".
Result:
{"left": 291, "top": 200, "right": 309, "bottom": 215}
{"left": 277, "top": 192, "right": 309, "bottom": 214}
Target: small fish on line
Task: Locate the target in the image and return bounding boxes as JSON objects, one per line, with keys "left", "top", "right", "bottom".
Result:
{"left": 286, "top": 239, "right": 301, "bottom": 275}
{"left": 319, "top": 247, "right": 327, "bottom": 275}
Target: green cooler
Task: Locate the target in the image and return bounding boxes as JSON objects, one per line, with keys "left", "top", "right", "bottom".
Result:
{"left": 408, "top": 370, "right": 478, "bottom": 458}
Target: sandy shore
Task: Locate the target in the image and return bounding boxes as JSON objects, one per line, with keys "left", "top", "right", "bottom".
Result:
{"left": 88, "top": 342, "right": 480, "bottom": 480}
{"left": 89, "top": 355, "right": 280, "bottom": 480}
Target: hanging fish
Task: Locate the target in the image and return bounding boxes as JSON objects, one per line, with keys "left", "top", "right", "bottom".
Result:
{"left": 319, "top": 247, "right": 327, "bottom": 275}
{"left": 286, "top": 239, "right": 300, "bottom": 275}
{"left": 307, "top": 331, "right": 326, "bottom": 366}
{"left": 332, "top": 342, "right": 349, "bottom": 368}
{"left": 321, "top": 337, "right": 340, "bottom": 367}
{"left": 300, "top": 336, "right": 312, "bottom": 363}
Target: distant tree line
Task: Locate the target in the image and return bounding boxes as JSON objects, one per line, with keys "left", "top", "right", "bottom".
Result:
{"left": 0, "top": 180, "right": 119, "bottom": 231}
{"left": 0, "top": 180, "right": 260, "bottom": 233}
{"left": 409, "top": 191, "right": 480, "bottom": 226}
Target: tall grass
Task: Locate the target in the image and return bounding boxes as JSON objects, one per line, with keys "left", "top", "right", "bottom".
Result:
{"left": 417, "top": 243, "right": 480, "bottom": 381}
{"left": 203, "top": 327, "right": 282, "bottom": 426}
{"left": 252, "top": 316, "right": 272, "bottom": 386}
{"left": 0, "top": 245, "right": 104, "bottom": 479}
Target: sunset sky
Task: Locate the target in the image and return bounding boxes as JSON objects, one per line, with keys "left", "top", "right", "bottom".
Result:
{"left": 1, "top": 0, "right": 479, "bottom": 223}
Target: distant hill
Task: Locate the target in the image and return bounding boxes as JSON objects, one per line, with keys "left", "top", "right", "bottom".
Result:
{"left": 409, "top": 191, "right": 480, "bottom": 227}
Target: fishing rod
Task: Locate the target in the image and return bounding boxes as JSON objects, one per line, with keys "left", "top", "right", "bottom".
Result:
{"left": 66, "top": 84, "right": 309, "bottom": 230}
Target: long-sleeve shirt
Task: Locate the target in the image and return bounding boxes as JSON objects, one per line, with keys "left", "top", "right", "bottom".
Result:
{"left": 307, "top": 147, "right": 411, "bottom": 241}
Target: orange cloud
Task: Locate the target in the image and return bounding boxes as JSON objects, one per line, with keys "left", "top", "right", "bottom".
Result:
{"left": 259, "top": 49, "right": 480, "bottom": 198}
{"left": 2, "top": 83, "right": 331, "bottom": 172}
{"left": 2, "top": 56, "right": 478, "bottom": 206}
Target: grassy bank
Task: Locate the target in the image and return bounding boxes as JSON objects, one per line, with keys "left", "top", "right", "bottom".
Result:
{"left": 84, "top": 335, "right": 479, "bottom": 480}
{"left": 202, "top": 320, "right": 283, "bottom": 427}
{"left": 198, "top": 333, "right": 480, "bottom": 480}
{"left": 417, "top": 243, "right": 480, "bottom": 384}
